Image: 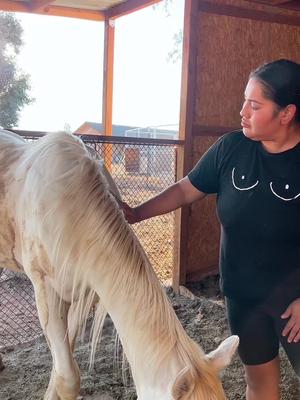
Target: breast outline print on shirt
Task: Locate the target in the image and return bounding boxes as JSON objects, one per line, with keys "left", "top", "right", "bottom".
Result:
{"left": 231, "top": 167, "right": 259, "bottom": 191}
{"left": 231, "top": 167, "right": 300, "bottom": 201}
{"left": 269, "top": 182, "right": 300, "bottom": 202}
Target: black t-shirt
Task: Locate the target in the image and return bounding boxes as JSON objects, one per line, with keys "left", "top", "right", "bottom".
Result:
{"left": 188, "top": 130, "right": 300, "bottom": 301}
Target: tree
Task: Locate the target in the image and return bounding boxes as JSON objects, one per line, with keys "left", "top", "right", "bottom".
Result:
{"left": 154, "top": 0, "right": 183, "bottom": 64}
{"left": 167, "top": 29, "right": 183, "bottom": 64}
{"left": 0, "top": 12, "right": 33, "bottom": 128}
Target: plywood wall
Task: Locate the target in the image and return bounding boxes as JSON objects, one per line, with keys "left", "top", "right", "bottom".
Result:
{"left": 195, "top": 9, "right": 300, "bottom": 127}
{"left": 185, "top": 0, "right": 300, "bottom": 282}
{"left": 185, "top": 136, "right": 220, "bottom": 281}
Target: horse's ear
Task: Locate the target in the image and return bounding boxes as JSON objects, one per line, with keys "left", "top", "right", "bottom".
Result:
{"left": 172, "top": 366, "right": 195, "bottom": 399}
{"left": 206, "top": 335, "right": 239, "bottom": 371}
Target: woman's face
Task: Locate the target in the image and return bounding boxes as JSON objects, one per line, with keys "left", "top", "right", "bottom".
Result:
{"left": 240, "top": 78, "right": 282, "bottom": 141}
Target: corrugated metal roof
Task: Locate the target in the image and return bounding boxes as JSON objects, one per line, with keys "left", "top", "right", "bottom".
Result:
{"left": 51, "top": 0, "right": 126, "bottom": 11}
{"left": 4, "top": 0, "right": 127, "bottom": 12}
{"left": 0, "top": 1, "right": 161, "bottom": 20}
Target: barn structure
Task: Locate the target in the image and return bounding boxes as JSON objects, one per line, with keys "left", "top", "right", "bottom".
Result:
{"left": 0, "top": 0, "right": 300, "bottom": 292}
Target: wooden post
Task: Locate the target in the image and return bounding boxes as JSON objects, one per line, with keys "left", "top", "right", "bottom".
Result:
{"left": 172, "top": 0, "right": 199, "bottom": 292}
{"left": 102, "top": 18, "right": 115, "bottom": 172}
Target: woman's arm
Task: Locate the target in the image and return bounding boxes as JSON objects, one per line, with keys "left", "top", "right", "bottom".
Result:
{"left": 121, "top": 176, "right": 207, "bottom": 224}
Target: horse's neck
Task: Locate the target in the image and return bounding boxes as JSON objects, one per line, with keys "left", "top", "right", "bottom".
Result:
{"left": 88, "top": 266, "right": 184, "bottom": 399}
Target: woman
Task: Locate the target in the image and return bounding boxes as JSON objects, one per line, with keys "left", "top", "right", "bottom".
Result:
{"left": 122, "top": 59, "right": 300, "bottom": 399}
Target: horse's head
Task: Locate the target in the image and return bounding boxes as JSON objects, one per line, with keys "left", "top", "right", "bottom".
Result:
{"left": 172, "top": 335, "right": 239, "bottom": 399}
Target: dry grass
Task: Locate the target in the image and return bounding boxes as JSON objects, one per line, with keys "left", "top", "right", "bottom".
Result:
{"left": 131, "top": 214, "right": 174, "bottom": 282}
{"left": 112, "top": 163, "right": 175, "bottom": 282}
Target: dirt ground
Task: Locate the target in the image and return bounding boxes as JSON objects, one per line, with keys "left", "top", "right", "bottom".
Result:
{"left": 0, "top": 277, "right": 299, "bottom": 400}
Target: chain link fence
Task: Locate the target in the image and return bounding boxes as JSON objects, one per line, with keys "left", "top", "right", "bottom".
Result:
{"left": 0, "top": 269, "right": 42, "bottom": 348}
{"left": 0, "top": 132, "right": 183, "bottom": 349}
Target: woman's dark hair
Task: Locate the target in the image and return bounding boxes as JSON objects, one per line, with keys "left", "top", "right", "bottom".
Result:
{"left": 250, "top": 59, "right": 300, "bottom": 123}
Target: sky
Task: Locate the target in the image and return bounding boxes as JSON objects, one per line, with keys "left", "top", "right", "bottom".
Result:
{"left": 13, "top": 0, "right": 184, "bottom": 132}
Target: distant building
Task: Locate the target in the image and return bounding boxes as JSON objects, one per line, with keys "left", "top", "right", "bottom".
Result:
{"left": 124, "top": 125, "right": 178, "bottom": 140}
{"left": 75, "top": 122, "right": 177, "bottom": 175}
{"left": 74, "top": 122, "right": 178, "bottom": 139}
{"left": 74, "top": 122, "right": 137, "bottom": 136}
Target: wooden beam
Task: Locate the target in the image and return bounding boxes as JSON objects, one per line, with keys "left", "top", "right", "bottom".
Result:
{"left": 37, "top": 5, "right": 105, "bottom": 20}
{"left": 192, "top": 125, "right": 239, "bottom": 137}
{"left": 105, "top": 0, "right": 162, "bottom": 20}
{"left": 0, "top": 0, "right": 29, "bottom": 12}
{"left": 250, "top": 0, "right": 300, "bottom": 11}
{"left": 102, "top": 18, "right": 115, "bottom": 171}
{"left": 12, "top": 129, "right": 184, "bottom": 145}
{"left": 29, "top": 0, "right": 53, "bottom": 12}
{"left": 172, "top": 0, "right": 198, "bottom": 292}
{"left": 102, "top": 19, "right": 115, "bottom": 137}
{"left": 252, "top": 0, "right": 292, "bottom": 4}
{"left": 0, "top": 1, "right": 105, "bottom": 21}
{"left": 198, "top": 1, "right": 300, "bottom": 26}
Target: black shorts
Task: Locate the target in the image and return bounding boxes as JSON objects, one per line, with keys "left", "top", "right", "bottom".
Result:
{"left": 226, "top": 292, "right": 300, "bottom": 375}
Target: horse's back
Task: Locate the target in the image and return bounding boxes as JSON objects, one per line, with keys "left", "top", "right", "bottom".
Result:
{"left": 0, "top": 129, "right": 25, "bottom": 272}
{"left": 0, "top": 128, "right": 25, "bottom": 151}
{"left": 0, "top": 128, "right": 25, "bottom": 142}
{"left": 0, "top": 130, "right": 122, "bottom": 276}
{"left": 0, "top": 129, "right": 25, "bottom": 172}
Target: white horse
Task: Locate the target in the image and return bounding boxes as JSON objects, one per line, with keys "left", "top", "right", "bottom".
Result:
{"left": 0, "top": 129, "right": 238, "bottom": 400}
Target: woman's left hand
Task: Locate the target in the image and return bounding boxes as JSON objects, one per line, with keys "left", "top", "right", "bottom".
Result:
{"left": 281, "top": 298, "right": 300, "bottom": 343}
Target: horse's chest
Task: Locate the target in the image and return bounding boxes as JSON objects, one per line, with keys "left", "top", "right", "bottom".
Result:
{"left": 48, "top": 275, "right": 79, "bottom": 303}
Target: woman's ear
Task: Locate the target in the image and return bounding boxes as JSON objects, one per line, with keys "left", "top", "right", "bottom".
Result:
{"left": 280, "top": 104, "right": 297, "bottom": 125}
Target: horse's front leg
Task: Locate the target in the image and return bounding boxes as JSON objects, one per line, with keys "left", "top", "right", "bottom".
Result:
{"left": 31, "top": 274, "right": 80, "bottom": 400}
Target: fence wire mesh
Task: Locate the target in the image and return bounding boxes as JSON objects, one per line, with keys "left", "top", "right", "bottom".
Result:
{"left": 0, "top": 269, "right": 42, "bottom": 348}
{"left": 0, "top": 133, "right": 181, "bottom": 349}
{"left": 84, "top": 138, "right": 177, "bottom": 281}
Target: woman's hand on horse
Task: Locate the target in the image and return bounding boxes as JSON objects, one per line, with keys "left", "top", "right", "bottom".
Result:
{"left": 281, "top": 298, "right": 300, "bottom": 343}
{"left": 120, "top": 201, "right": 140, "bottom": 224}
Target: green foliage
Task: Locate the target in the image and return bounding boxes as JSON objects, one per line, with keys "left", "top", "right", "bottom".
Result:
{"left": 154, "top": 0, "right": 183, "bottom": 64}
{"left": 153, "top": 0, "right": 174, "bottom": 17}
{"left": 167, "top": 29, "right": 183, "bottom": 64}
{"left": 0, "top": 12, "right": 33, "bottom": 128}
